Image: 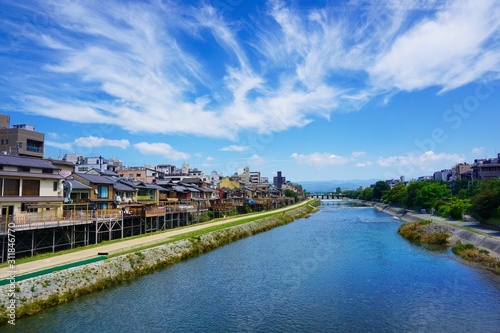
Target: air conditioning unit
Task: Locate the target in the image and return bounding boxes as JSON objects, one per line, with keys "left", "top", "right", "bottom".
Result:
{"left": 94, "top": 189, "right": 99, "bottom": 195}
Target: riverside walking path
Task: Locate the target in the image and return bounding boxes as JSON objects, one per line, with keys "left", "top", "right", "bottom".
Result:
{"left": 1, "top": 201, "right": 312, "bottom": 280}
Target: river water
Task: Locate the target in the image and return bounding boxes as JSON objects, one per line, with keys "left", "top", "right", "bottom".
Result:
{"left": 7, "top": 201, "right": 500, "bottom": 332}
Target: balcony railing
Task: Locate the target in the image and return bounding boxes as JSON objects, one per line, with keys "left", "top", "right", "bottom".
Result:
{"left": 136, "top": 195, "right": 155, "bottom": 201}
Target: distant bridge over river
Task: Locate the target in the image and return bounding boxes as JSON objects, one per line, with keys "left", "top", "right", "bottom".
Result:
{"left": 308, "top": 193, "right": 346, "bottom": 200}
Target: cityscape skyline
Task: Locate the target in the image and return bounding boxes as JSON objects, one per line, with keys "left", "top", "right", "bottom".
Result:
{"left": 1, "top": 0, "right": 499, "bottom": 181}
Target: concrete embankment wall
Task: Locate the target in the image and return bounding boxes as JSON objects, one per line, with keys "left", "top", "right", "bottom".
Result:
{"left": 0, "top": 204, "right": 316, "bottom": 324}
{"left": 354, "top": 199, "right": 500, "bottom": 257}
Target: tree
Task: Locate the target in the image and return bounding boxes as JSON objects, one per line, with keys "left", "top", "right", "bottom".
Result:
{"left": 406, "top": 181, "right": 449, "bottom": 210}
{"left": 344, "top": 190, "right": 360, "bottom": 199}
{"left": 284, "top": 189, "right": 298, "bottom": 202}
{"left": 373, "top": 181, "right": 390, "bottom": 201}
{"left": 360, "top": 188, "right": 374, "bottom": 201}
{"left": 383, "top": 182, "right": 407, "bottom": 207}
{"left": 470, "top": 179, "right": 500, "bottom": 225}
{"left": 335, "top": 187, "right": 342, "bottom": 194}
{"left": 416, "top": 182, "right": 450, "bottom": 209}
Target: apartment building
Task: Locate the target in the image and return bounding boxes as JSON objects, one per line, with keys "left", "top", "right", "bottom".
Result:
{"left": 0, "top": 114, "right": 44, "bottom": 158}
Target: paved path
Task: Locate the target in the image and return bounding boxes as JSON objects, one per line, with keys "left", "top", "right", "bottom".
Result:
{"left": 1, "top": 201, "right": 311, "bottom": 280}
{"left": 418, "top": 213, "right": 500, "bottom": 239}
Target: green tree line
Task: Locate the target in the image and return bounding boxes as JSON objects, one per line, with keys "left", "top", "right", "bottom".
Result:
{"left": 344, "top": 179, "right": 500, "bottom": 226}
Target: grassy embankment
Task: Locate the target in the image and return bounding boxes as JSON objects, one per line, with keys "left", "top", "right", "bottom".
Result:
{"left": 0, "top": 200, "right": 319, "bottom": 268}
{"left": 398, "top": 220, "right": 500, "bottom": 272}
{"left": 397, "top": 220, "right": 449, "bottom": 244}
{"left": 451, "top": 243, "right": 500, "bottom": 271}
{"left": 0, "top": 200, "right": 321, "bottom": 325}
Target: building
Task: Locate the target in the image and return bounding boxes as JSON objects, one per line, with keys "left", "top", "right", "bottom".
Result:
{"left": 451, "top": 163, "right": 472, "bottom": 181}
{"left": 0, "top": 114, "right": 44, "bottom": 158}
{"left": 118, "top": 166, "right": 164, "bottom": 183}
{"left": 433, "top": 169, "right": 452, "bottom": 182}
{"left": 471, "top": 154, "right": 500, "bottom": 181}
{"left": 273, "top": 171, "right": 286, "bottom": 189}
{"left": 249, "top": 171, "right": 261, "bottom": 184}
{"left": 72, "top": 173, "right": 116, "bottom": 210}
{"left": 0, "top": 155, "right": 63, "bottom": 221}
{"left": 74, "top": 156, "right": 119, "bottom": 174}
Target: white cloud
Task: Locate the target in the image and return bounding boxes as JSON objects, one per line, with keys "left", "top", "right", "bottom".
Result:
{"left": 351, "top": 151, "right": 367, "bottom": 158}
{"left": 4, "top": 0, "right": 499, "bottom": 139}
{"left": 291, "top": 150, "right": 368, "bottom": 166}
{"left": 291, "top": 152, "right": 351, "bottom": 166}
{"left": 206, "top": 156, "right": 214, "bottom": 161}
{"left": 356, "top": 161, "right": 372, "bottom": 167}
{"left": 134, "top": 142, "right": 189, "bottom": 161}
{"left": 471, "top": 147, "right": 484, "bottom": 156}
{"left": 369, "top": 0, "right": 500, "bottom": 92}
{"left": 73, "top": 136, "right": 130, "bottom": 149}
{"left": 248, "top": 154, "right": 265, "bottom": 166}
{"left": 376, "top": 151, "right": 464, "bottom": 171}
{"left": 220, "top": 145, "right": 250, "bottom": 152}
{"left": 45, "top": 141, "right": 73, "bottom": 151}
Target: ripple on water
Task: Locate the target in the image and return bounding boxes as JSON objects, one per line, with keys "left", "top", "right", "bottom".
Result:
{"left": 6, "top": 202, "right": 500, "bottom": 333}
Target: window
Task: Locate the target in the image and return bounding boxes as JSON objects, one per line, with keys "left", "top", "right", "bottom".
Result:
{"left": 98, "top": 185, "right": 109, "bottom": 199}
{"left": 53, "top": 182, "right": 58, "bottom": 191}
{"left": 18, "top": 166, "right": 30, "bottom": 172}
{"left": 3, "top": 179, "right": 20, "bottom": 196}
{"left": 21, "top": 203, "right": 37, "bottom": 213}
{"left": 22, "top": 179, "right": 40, "bottom": 196}
{"left": 137, "top": 173, "right": 141, "bottom": 177}
{"left": 1, "top": 140, "right": 3, "bottom": 145}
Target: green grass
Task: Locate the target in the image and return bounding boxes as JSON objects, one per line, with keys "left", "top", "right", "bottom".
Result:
{"left": 398, "top": 221, "right": 450, "bottom": 245}
{"left": 1, "top": 200, "right": 315, "bottom": 267}
{"left": 109, "top": 208, "right": 305, "bottom": 258}
{"left": 0, "top": 202, "right": 318, "bottom": 326}
{"left": 452, "top": 243, "right": 500, "bottom": 271}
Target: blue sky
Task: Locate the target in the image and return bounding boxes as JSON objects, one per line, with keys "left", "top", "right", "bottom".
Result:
{"left": 1, "top": 0, "right": 499, "bottom": 181}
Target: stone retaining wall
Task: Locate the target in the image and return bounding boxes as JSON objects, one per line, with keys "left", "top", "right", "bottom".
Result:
{"left": 357, "top": 200, "right": 500, "bottom": 257}
{"left": 0, "top": 204, "right": 316, "bottom": 325}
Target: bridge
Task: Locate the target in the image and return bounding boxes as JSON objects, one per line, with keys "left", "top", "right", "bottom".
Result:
{"left": 307, "top": 193, "right": 345, "bottom": 200}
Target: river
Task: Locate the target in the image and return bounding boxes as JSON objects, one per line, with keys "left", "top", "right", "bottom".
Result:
{"left": 7, "top": 201, "right": 500, "bottom": 332}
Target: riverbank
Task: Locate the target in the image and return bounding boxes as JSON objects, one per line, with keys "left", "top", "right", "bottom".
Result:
{"left": 0, "top": 201, "right": 319, "bottom": 325}
{"left": 353, "top": 199, "right": 500, "bottom": 259}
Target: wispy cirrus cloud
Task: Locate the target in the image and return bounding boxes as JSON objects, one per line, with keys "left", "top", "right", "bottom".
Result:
{"left": 369, "top": 0, "right": 500, "bottom": 93}
{"left": 2, "top": 0, "right": 499, "bottom": 140}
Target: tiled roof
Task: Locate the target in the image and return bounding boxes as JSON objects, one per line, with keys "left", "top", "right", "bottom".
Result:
{"left": 0, "top": 170, "right": 62, "bottom": 179}
{"left": 114, "top": 182, "right": 136, "bottom": 191}
{"left": 0, "top": 155, "right": 59, "bottom": 169}
{"left": 66, "top": 178, "right": 91, "bottom": 190}
{"left": 74, "top": 173, "right": 115, "bottom": 184}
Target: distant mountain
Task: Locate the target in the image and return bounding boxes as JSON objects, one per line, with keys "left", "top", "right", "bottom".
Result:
{"left": 298, "top": 179, "right": 379, "bottom": 193}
